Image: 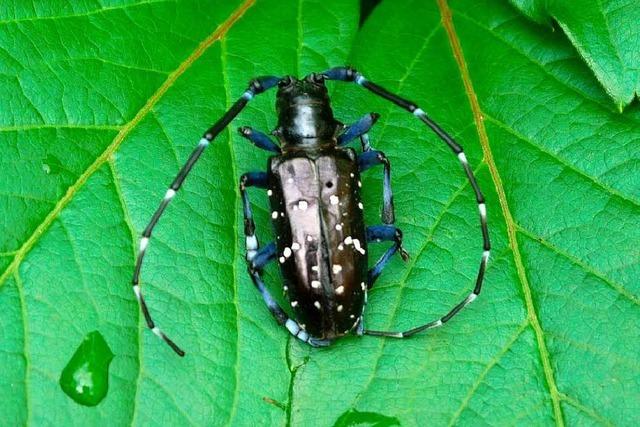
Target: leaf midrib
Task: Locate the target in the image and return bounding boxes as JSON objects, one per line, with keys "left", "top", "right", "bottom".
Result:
{"left": 0, "top": 0, "right": 256, "bottom": 292}
{"left": 437, "top": 0, "right": 565, "bottom": 425}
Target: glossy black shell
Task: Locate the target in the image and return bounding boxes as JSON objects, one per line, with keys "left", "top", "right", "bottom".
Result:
{"left": 267, "top": 75, "right": 367, "bottom": 339}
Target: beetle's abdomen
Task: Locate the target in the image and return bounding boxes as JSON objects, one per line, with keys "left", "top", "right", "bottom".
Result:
{"left": 268, "top": 148, "right": 367, "bottom": 339}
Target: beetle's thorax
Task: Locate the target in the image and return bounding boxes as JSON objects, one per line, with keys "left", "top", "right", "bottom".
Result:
{"left": 273, "top": 75, "right": 341, "bottom": 151}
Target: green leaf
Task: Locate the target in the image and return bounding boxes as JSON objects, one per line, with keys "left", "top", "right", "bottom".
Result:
{"left": 1, "top": 0, "right": 639, "bottom": 426}
{"left": 292, "top": 0, "right": 637, "bottom": 424}
{"left": 509, "top": 0, "right": 640, "bottom": 109}
{"left": 0, "top": 0, "right": 358, "bottom": 424}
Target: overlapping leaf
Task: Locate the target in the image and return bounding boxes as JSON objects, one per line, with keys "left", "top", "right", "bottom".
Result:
{"left": 509, "top": 0, "right": 640, "bottom": 109}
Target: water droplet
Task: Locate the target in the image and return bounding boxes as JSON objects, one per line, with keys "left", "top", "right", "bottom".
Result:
{"left": 59, "top": 331, "right": 114, "bottom": 407}
{"left": 333, "top": 409, "right": 400, "bottom": 427}
{"left": 42, "top": 154, "right": 63, "bottom": 175}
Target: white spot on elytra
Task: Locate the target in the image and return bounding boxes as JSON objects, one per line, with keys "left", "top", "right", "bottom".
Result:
{"left": 291, "top": 301, "right": 298, "bottom": 307}
{"left": 283, "top": 285, "right": 288, "bottom": 291}
{"left": 361, "top": 282, "right": 366, "bottom": 291}
{"left": 280, "top": 212, "right": 285, "bottom": 217}
{"left": 298, "top": 200, "right": 308, "bottom": 210}
{"left": 350, "top": 314, "right": 355, "bottom": 319}
{"left": 337, "top": 305, "right": 343, "bottom": 312}
{"left": 271, "top": 211, "right": 278, "bottom": 219}
{"left": 283, "top": 247, "right": 292, "bottom": 258}
{"left": 279, "top": 256, "right": 286, "bottom": 263}
{"left": 357, "top": 181, "right": 362, "bottom": 188}
{"left": 311, "top": 265, "right": 319, "bottom": 272}
{"left": 352, "top": 238, "right": 366, "bottom": 254}
{"left": 338, "top": 244, "right": 344, "bottom": 250}
{"left": 330, "top": 195, "right": 339, "bottom": 205}
{"left": 332, "top": 265, "right": 342, "bottom": 274}
{"left": 344, "top": 236, "right": 353, "bottom": 245}
{"left": 350, "top": 172, "right": 355, "bottom": 178}
{"left": 267, "top": 189, "right": 273, "bottom": 196}
{"left": 336, "top": 223, "right": 343, "bottom": 231}
{"left": 335, "top": 285, "right": 344, "bottom": 295}
{"left": 314, "top": 301, "right": 321, "bottom": 309}
{"left": 307, "top": 235, "right": 314, "bottom": 242}
{"left": 311, "top": 280, "right": 321, "bottom": 289}
{"left": 358, "top": 202, "right": 363, "bottom": 210}
{"left": 291, "top": 242, "right": 301, "bottom": 251}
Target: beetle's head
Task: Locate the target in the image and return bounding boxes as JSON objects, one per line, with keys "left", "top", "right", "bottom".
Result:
{"left": 274, "top": 74, "right": 340, "bottom": 147}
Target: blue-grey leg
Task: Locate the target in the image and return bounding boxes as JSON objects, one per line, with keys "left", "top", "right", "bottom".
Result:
{"left": 355, "top": 225, "right": 408, "bottom": 337}
{"left": 323, "top": 66, "right": 491, "bottom": 339}
{"left": 238, "top": 127, "right": 281, "bottom": 153}
{"left": 240, "top": 171, "right": 268, "bottom": 262}
{"left": 366, "top": 225, "right": 409, "bottom": 288}
{"left": 247, "top": 244, "right": 331, "bottom": 347}
{"left": 358, "top": 150, "right": 395, "bottom": 224}
{"left": 132, "top": 75, "right": 281, "bottom": 356}
{"left": 338, "top": 113, "right": 380, "bottom": 149}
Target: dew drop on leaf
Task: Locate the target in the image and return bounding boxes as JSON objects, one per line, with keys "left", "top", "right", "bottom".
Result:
{"left": 59, "top": 331, "right": 114, "bottom": 407}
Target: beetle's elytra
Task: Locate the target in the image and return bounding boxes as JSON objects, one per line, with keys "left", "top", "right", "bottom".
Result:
{"left": 132, "top": 67, "right": 491, "bottom": 356}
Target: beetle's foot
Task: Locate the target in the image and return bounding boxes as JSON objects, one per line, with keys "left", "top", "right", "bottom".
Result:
{"left": 399, "top": 245, "right": 410, "bottom": 261}
{"left": 308, "top": 337, "right": 332, "bottom": 347}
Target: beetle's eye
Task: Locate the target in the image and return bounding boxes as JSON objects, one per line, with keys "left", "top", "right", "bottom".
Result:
{"left": 309, "top": 73, "right": 326, "bottom": 85}
{"left": 278, "top": 76, "right": 294, "bottom": 88}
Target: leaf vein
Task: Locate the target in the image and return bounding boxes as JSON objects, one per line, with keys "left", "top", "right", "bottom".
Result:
{"left": 516, "top": 225, "right": 640, "bottom": 306}
{"left": 447, "top": 321, "right": 529, "bottom": 426}
{"left": 0, "top": 0, "right": 256, "bottom": 292}
{"left": 484, "top": 114, "right": 640, "bottom": 208}
{"left": 437, "top": 1, "right": 565, "bottom": 425}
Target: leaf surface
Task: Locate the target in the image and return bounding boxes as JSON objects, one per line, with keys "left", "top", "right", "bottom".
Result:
{"left": 509, "top": 0, "right": 640, "bottom": 109}
{"left": 1, "top": 0, "right": 639, "bottom": 425}
{"left": 290, "top": 0, "right": 638, "bottom": 425}
{"left": 0, "top": 0, "right": 358, "bottom": 424}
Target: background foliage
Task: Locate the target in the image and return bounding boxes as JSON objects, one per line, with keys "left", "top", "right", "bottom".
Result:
{"left": 0, "top": 0, "right": 638, "bottom": 425}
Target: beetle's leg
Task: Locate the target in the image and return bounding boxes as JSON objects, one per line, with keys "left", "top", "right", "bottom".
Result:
{"left": 238, "top": 127, "right": 281, "bottom": 153}
{"left": 338, "top": 113, "right": 379, "bottom": 151}
{"left": 366, "top": 225, "right": 408, "bottom": 288}
{"left": 247, "top": 245, "right": 331, "bottom": 348}
{"left": 358, "top": 150, "right": 395, "bottom": 225}
{"left": 131, "top": 75, "right": 281, "bottom": 356}
{"left": 240, "top": 171, "right": 268, "bottom": 261}
{"left": 323, "top": 66, "right": 490, "bottom": 337}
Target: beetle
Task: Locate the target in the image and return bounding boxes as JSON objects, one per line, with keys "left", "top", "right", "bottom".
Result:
{"left": 131, "top": 67, "right": 490, "bottom": 356}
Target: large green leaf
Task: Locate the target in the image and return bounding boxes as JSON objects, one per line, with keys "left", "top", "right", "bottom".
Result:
{"left": 509, "top": 0, "right": 640, "bottom": 109}
{"left": 301, "top": 0, "right": 637, "bottom": 425}
{"left": 1, "top": 0, "right": 639, "bottom": 426}
{"left": 0, "top": 0, "right": 359, "bottom": 424}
